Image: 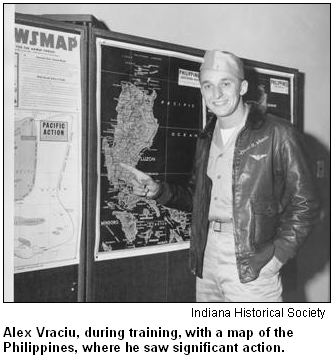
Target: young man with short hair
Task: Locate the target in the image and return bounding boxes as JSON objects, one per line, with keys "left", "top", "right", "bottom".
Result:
{"left": 123, "top": 50, "right": 320, "bottom": 302}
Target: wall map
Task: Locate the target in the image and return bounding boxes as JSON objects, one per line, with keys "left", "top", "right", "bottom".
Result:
{"left": 95, "top": 40, "right": 204, "bottom": 259}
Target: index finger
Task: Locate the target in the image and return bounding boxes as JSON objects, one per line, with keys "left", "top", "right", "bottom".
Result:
{"left": 120, "top": 163, "right": 150, "bottom": 181}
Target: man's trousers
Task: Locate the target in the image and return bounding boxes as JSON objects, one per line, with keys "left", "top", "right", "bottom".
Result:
{"left": 196, "top": 224, "right": 282, "bottom": 302}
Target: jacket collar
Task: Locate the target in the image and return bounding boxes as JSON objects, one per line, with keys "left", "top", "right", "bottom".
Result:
{"left": 199, "top": 104, "right": 266, "bottom": 139}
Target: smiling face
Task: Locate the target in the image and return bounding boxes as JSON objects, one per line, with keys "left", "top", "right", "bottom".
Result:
{"left": 200, "top": 69, "right": 248, "bottom": 119}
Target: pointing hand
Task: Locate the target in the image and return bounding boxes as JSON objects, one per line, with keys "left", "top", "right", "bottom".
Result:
{"left": 120, "top": 163, "right": 160, "bottom": 198}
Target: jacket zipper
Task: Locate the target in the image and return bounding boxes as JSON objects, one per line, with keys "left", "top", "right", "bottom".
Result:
{"left": 232, "top": 125, "right": 248, "bottom": 257}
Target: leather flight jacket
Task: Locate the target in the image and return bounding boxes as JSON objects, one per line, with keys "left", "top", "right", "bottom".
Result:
{"left": 155, "top": 105, "right": 320, "bottom": 283}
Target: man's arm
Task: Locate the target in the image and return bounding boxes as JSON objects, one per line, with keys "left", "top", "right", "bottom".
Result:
{"left": 120, "top": 163, "right": 195, "bottom": 212}
{"left": 152, "top": 176, "right": 195, "bottom": 212}
{"left": 273, "top": 129, "right": 321, "bottom": 264}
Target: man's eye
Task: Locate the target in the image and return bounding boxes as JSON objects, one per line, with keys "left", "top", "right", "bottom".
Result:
{"left": 221, "top": 82, "right": 231, "bottom": 87}
{"left": 203, "top": 84, "right": 212, "bottom": 90}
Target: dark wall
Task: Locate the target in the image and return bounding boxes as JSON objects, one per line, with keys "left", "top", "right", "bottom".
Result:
{"left": 92, "top": 249, "right": 195, "bottom": 302}
{"left": 14, "top": 265, "right": 79, "bottom": 302}
{"left": 14, "top": 250, "right": 195, "bottom": 302}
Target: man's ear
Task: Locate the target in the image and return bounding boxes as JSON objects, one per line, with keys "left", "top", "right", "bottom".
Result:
{"left": 240, "top": 80, "right": 248, "bottom": 96}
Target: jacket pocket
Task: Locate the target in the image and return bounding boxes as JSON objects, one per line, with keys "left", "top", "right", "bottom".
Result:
{"left": 251, "top": 198, "right": 279, "bottom": 249}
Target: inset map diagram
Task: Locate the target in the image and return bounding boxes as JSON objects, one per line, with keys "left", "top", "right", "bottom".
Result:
{"left": 14, "top": 113, "right": 81, "bottom": 271}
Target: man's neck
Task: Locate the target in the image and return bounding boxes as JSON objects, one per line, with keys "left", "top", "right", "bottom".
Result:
{"left": 217, "top": 102, "right": 248, "bottom": 129}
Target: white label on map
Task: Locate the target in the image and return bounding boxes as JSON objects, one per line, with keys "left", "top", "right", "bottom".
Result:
{"left": 40, "top": 120, "right": 68, "bottom": 141}
{"left": 270, "top": 78, "right": 289, "bottom": 94}
{"left": 178, "top": 69, "right": 200, "bottom": 88}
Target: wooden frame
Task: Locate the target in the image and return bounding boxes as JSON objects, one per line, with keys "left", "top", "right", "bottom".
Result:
{"left": 243, "top": 58, "right": 299, "bottom": 126}
{"left": 12, "top": 13, "right": 88, "bottom": 302}
{"left": 88, "top": 28, "right": 205, "bottom": 265}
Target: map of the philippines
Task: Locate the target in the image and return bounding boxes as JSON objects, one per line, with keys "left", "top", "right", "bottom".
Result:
{"left": 103, "top": 83, "right": 159, "bottom": 185}
{"left": 14, "top": 113, "right": 80, "bottom": 271}
{"left": 100, "top": 82, "right": 192, "bottom": 251}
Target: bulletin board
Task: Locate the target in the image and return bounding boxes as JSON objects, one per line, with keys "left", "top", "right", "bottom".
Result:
{"left": 13, "top": 13, "right": 88, "bottom": 302}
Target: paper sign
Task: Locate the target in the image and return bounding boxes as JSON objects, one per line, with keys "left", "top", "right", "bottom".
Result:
{"left": 270, "top": 78, "right": 289, "bottom": 94}
{"left": 178, "top": 69, "right": 200, "bottom": 88}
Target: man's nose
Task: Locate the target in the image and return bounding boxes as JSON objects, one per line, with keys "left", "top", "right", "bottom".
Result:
{"left": 213, "top": 86, "right": 223, "bottom": 99}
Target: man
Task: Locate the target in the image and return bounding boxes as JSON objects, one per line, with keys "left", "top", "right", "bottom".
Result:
{"left": 122, "top": 50, "right": 320, "bottom": 302}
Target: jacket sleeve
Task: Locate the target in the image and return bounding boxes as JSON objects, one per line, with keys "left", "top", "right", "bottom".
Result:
{"left": 273, "top": 128, "right": 321, "bottom": 264}
{"left": 152, "top": 138, "right": 203, "bottom": 212}
{"left": 153, "top": 178, "right": 195, "bottom": 212}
